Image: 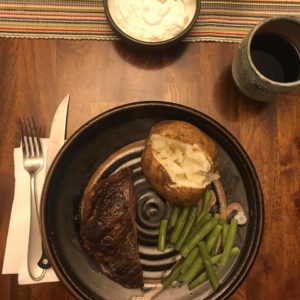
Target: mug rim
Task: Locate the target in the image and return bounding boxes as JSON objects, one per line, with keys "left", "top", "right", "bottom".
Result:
{"left": 247, "top": 15, "right": 300, "bottom": 87}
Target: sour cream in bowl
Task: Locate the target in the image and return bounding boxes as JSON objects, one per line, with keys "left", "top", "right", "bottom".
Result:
{"left": 104, "top": 0, "right": 199, "bottom": 48}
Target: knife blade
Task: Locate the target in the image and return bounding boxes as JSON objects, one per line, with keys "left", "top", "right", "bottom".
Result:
{"left": 37, "top": 94, "right": 70, "bottom": 270}
{"left": 46, "top": 94, "right": 70, "bottom": 172}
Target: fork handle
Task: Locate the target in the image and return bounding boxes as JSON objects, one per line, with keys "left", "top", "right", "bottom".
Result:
{"left": 38, "top": 245, "right": 51, "bottom": 269}
{"left": 27, "top": 175, "right": 46, "bottom": 281}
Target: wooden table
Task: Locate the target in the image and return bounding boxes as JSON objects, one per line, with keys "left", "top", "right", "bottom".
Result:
{"left": 0, "top": 39, "right": 299, "bottom": 300}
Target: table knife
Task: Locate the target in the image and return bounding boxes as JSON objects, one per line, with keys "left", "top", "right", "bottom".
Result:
{"left": 45, "top": 94, "right": 70, "bottom": 171}
{"left": 36, "top": 94, "right": 70, "bottom": 270}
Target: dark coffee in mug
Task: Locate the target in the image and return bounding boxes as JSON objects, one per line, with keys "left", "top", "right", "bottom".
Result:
{"left": 232, "top": 16, "right": 300, "bottom": 102}
{"left": 251, "top": 33, "right": 300, "bottom": 83}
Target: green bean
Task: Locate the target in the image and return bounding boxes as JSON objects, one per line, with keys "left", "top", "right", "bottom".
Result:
{"left": 180, "top": 255, "right": 204, "bottom": 283}
{"left": 219, "top": 219, "right": 225, "bottom": 226}
{"left": 169, "top": 205, "right": 181, "bottom": 227}
{"left": 181, "top": 214, "right": 220, "bottom": 257}
{"left": 188, "top": 270, "right": 208, "bottom": 290}
{"left": 213, "top": 213, "right": 221, "bottom": 220}
{"left": 170, "top": 207, "right": 191, "bottom": 244}
{"left": 229, "top": 246, "right": 240, "bottom": 256}
{"left": 222, "top": 223, "right": 229, "bottom": 249}
{"left": 211, "top": 246, "right": 240, "bottom": 264}
{"left": 177, "top": 274, "right": 184, "bottom": 282}
{"left": 206, "top": 224, "right": 222, "bottom": 254}
{"left": 211, "top": 237, "right": 220, "bottom": 256}
{"left": 180, "top": 247, "right": 199, "bottom": 275}
{"left": 198, "top": 241, "right": 219, "bottom": 290}
{"left": 185, "top": 213, "right": 212, "bottom": 245}
{"left": 211, "top": 218, "right": 224, "bottom": 255}
{"left": 175, "top": 206, "right": 198, "bottom": 250}
{"left": 181, "top": 247, "right": 241, "bottom": 287}
{"left": 158, "top": 219, "right": 168, "bottom": 251}
{"left": 197, "top": 213, "right": 213, "bottom": 229}
{"left": 161, "top": 260, "right": 183, "bottom": 288}
{"left": 196, "top": 189, "right": 211, "bottom": 224}
{"left": 220, "top": 218, "right": 238, "bottom": 266}
{"left": 211, "top": 253, "right": 221, "bottom": 264}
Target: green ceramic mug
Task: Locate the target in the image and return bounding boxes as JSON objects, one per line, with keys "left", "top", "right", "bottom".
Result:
{"left": 232, "top": 16, "right": 300, "bottom": 102}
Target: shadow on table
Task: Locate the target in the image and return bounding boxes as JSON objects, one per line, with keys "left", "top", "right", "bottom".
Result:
{"left": 213, "top": 66, "right": 270, "bottom": 122}
{"left": 112, "top": 40, "right": 188, "bottom": 70}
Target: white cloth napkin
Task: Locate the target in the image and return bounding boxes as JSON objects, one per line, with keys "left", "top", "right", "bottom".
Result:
{"left": 2, "top": 139, "right": 59, "bottom": 284}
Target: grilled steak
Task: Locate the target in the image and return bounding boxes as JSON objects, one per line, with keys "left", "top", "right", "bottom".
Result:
{"left": 80, "top": 167, "right": 143, "bottom": 289}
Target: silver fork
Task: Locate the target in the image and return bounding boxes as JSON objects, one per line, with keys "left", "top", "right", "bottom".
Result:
{"left": 19, "top": 118, "right": 47, "bottom": 281}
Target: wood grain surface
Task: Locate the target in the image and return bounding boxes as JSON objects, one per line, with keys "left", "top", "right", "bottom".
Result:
{"left": 0, "top": 39, "right": 299, "bottom": 300}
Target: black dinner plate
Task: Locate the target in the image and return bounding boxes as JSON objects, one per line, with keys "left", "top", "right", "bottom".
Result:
{"left": 41, "top": 101, "right": 264, "bottom": 300}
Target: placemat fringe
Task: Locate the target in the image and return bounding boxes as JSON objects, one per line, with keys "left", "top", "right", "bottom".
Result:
{"left": 0, "top": 0, "right": 299, "bottom": 42}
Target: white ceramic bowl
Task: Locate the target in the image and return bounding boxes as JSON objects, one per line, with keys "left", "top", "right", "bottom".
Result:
{"left": 104, "top": 0, "right": 200, "bottom": 49}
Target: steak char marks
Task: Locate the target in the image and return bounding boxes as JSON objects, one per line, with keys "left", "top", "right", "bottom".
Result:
{"left": 80, "top": 167, "right": 143, "bottom": 289}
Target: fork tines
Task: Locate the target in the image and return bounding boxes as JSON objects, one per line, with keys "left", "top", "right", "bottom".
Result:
{"left": 18, "top": 118, "right": 43, "bottom": 157}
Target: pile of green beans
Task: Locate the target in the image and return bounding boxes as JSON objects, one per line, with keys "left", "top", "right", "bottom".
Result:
{"left": 157, "top": 189, "right": 242, "bottom": 292}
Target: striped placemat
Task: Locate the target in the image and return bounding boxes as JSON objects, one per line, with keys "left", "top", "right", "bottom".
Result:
{"left": 0, "top": 0, "right": 300, "bottom": 43}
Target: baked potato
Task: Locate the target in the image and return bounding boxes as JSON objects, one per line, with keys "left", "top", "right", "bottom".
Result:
{"left": 141, "top": 120, "right": 219, "bottom": 206}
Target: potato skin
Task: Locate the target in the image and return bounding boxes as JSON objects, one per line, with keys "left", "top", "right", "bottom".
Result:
{"left": 141, "top": 120, "right": 218, "bottom": 206}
